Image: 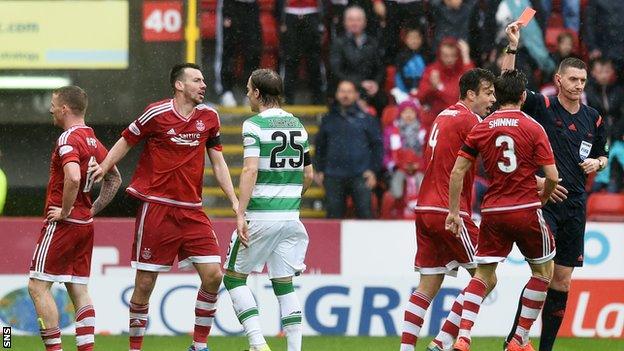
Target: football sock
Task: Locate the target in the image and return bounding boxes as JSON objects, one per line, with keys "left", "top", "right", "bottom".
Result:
{"left": 539, "top": 288, "right": 568, "bottom": 351}
{"left": 272, "top": 280, "right": 302, "bottom": 351}
{"left": 432, "top": 290, "right": 465, "bottom": 350}
{"left": 223, "top": 274, "right": 267, "bottom": 347}
{"left": 400, "top": 290, "right": 432, "bottom": 351}
{"left": 75, "top": 304, "right": 95, "bottom": 351}
{"left": 40, "top": 326, "right": 63, "bottom": 351}
{"left": 193, "top": 289, "right": 218, "bottom": 350}
{"left": 129, "top": 302, "right": 149, "bottom": 351}
{"left": 457, "top": 277, "right": 488, "bottom": 344}
{"left": 512, "top": 276, "right": 549, "bottom": 346}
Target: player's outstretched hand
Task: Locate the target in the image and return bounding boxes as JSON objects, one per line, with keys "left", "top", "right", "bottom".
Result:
{"left": 579, "top": 158, "right": 600, "bottom": 174}
{"left": 47, "top": 206, "right": 72, "bottom": 222}
{"left": 445, "top": 213, "right": 462, "bottom": 237}
{"left": 236, "top": 215, "right": 249, "bottom": 248}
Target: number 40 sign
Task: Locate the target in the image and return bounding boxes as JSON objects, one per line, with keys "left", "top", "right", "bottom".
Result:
{"left": 143, "top": 1, "right": 183, "bottom": 42}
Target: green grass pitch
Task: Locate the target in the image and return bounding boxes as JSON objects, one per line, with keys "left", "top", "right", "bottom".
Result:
{"left": 11, "top": 335, "right": 624, "bottom": 351}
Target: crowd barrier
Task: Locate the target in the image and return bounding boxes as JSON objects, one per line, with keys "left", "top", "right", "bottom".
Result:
{"left": 0, "top": 218, "right": 622, "bottom": 338}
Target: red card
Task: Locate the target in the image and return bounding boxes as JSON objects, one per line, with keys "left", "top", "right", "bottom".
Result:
{"left": 517, "top": 7, "right": 536, "bottom": 27}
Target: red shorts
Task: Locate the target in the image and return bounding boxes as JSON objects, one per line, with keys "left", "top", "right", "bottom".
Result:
{"left": 132, "top": 202, "right": 220, "bottom": 272}
{"left": 29, "top": 221, "right": 94, "bottom": 284}
{"left": 476, "top": 208, "right": 555, "bottom": 264}
{"left": 415, "top": 212, "right": 478, "bottom": 276}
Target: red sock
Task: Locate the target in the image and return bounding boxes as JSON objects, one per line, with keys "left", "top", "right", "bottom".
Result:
{"left": 40, "top": 326, "right": 63, "bottom": 351}
{"left": 400, "top": 291, "right": 432, "bottom": 349}
{"left": 513, "top": 276, "right": 549, "bottom": 345}
{"left": 193, "top": 289, "right": 218, "bottom": 350}
{"left": 129, "top": 302, "right": 149, "bottom": 351}
{"left": 457, "top": 277, "right": 488, "bottom": 344}
{"left": 75, "top": 304, "right": 95, "bottom": 351}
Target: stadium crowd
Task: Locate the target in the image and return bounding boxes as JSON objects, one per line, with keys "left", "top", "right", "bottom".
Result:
{"left": 206, "top": 0, "right": 624, "bottom": 218}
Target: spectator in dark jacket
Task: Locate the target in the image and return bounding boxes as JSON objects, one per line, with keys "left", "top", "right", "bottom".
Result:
{"left": 315, "top": 80, "right": 383, "bottom": 218}
{"left": 584, "top": 0, "right": 624, "bottom": 69}
{"left": 587, "top": 58, "right": 624, "bottom": 192}
{"left": 330, "top": 5, "right": 386, "bottom": 114}
{"left": 430, "top": 0, "right": 478, "bottom": 52}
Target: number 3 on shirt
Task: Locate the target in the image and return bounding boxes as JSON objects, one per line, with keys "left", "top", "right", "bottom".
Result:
{"left": 496, "top": 135, "right": 517, "bottom": 173}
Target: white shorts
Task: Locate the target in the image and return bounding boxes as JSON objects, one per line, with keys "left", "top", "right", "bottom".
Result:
{"left": 224, "top": 220, "right": 309, "bottom": 279}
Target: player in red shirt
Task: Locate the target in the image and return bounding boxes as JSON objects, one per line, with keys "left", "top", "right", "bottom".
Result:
{"left": 91, "top": 63, "right": 238, "bottom": 351}
{"left": 399, "top": 68, "right": 497, "bottom": 351}
{"left": 28, "top": 86, "right": 122, "bottom": 351}
{"left": 445, "top": 70, "right": 559, "bottom": 351}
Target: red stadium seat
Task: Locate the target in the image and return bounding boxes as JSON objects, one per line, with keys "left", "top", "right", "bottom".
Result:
{"left": 586, "top": 193, "right": 624, "bottom": 221}
{"left": 200, "top": 0, "right": 217, "bottom": 11}
{"left": 381, "top": 105, "right": 398, "bottom": 127}
{"left": 199, "top": 11, "right": 217, "bottom": 40}
{"left": 261, "top": 13, "right": 278, "bottom": 49}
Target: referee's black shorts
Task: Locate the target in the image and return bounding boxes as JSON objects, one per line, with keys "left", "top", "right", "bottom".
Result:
{"left": 542, "top": 194, "right": 587, "bottom": 267}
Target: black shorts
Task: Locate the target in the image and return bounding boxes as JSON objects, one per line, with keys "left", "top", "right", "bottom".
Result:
{"left": 542, "top": 194, "right": 587, "bottom": 267}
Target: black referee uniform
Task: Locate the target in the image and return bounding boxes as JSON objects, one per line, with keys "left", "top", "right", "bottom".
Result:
{"left": 522, "top": 90, "right": 607, "bottom": 267}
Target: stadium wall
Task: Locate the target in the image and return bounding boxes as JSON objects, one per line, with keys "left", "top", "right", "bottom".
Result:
{"left": 0, "top": 219, "right": 622, "bottom": 338}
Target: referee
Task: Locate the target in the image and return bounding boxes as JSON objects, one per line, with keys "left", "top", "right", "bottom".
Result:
{"left": 501, "top": 22, "right": 608, "bottom": 351}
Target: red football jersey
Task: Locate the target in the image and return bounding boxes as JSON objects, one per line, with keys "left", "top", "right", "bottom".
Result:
{"left": 121, "top": 99, "right": 222, "bottom": 208}
{"left": 458, "top": 109, "right": 555, "bottom": 213}
{"left": 415, "top": 102, "right": 480, "bottom": 217}
{"left": 45, "top": 125, "right": 108, "bottom": 223}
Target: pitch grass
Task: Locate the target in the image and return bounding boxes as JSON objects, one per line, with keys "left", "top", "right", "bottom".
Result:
{"left": 12, "top": 335, "right": 624, "bottom": 350}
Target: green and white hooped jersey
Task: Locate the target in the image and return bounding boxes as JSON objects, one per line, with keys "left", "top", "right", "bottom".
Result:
{"left": 242, "top": 108, "right": 309, "bottom": 220}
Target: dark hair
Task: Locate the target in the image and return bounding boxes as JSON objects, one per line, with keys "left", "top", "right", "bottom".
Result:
{"left": 170, "top": 63, "right": 201, "bottom": 91}
{"left": 459, "top": 68, "right": 496, "bottom": 99}
{"left": 557, "top": 31, "right": 574, "bottom": 44}
{"left": 591, "top": 57, "right": 613, "bottom": 69}
{"left": 53, "top": 85, "right": 88, "bottom": 115}
{"left": 337, "top": 79, "right": 358, "bottom": 91}
{"left": 494, "top": 69, "right": 527, "bottom": 106}
{"left": 558, "top": 57, "right": 586, "bottom": 74}
{"left": 250, "top": 69, "right": 283, "bottom": 106}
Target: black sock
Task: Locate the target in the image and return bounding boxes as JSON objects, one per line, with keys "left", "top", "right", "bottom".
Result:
{"left": 539, "top": 288, "right": 568, "bottom": 351}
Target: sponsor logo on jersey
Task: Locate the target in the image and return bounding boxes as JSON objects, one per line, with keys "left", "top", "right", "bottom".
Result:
{"left": 129, "top": 122, "right": 141, "bottom": 136}
{"left": 58, "top": 145, "right": 74, "bottom": 156}
{"left": 196, "top": 119, "right": 206, "bottom": 131}
{"left": 170, "top": 135, "right": 200, "bottom": 146}
{"left": 141, "top": 248, "right": 152, "bottom": 260}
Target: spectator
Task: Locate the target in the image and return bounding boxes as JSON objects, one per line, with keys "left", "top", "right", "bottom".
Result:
{"left": 315, "top": 80, "right": 383, "bottom": 219}
{"left": 277, "top": 0, "right": 324, "bottom": 104}
{"left": 550, "top": 31, "right": 579, "bottom": 66}
{"left": 326, "top": 0, "right": 382, "bottom": 41}
{"left": 496, "top": 0, "right": 556, "bottom": 79}
{"left": 584, "top": 0, "right": 624, "bottom": 70}
{"left": 383, "top": 101, "right": 425, "bottom": 207}
{"left": 430, "top": 0, "right": 479, "bottom": 52}
{"left": 330, "top": 5, "right": 386, "bottom": 114}
{"left": 587, "top": 58, "right": 624, "bottom": 192}
{"left": 417, "top": 37, "right": 474, "bottom": 129}
{"left": 379, "top": 0, "right": 428, "bottom": 63}
{"left": 383, "top": 100, "right": 424, "bottom": 172}
{"left": 391, "top": 26, "right": 429, "bottom": 103}
{"left": 541, "top": 0, "right": 580, "bottom": 32}
{"left": 215, "top": 0, "right": 262, "bottom": 106}
{"left": 0, "top": 149, "right": 6, "bottom": 215}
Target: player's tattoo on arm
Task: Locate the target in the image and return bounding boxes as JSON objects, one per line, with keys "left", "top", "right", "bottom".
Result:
{"left": 92, "top": 167, "right": 122, "bottom": 216}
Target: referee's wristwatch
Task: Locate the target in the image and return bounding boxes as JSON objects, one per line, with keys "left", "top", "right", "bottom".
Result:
{"left": 598, "top": 158, "right": 606, "bottom": 171}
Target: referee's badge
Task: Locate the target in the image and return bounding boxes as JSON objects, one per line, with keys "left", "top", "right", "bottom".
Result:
{"left": 579, "top": 141, "right": 592, "bottom": 160}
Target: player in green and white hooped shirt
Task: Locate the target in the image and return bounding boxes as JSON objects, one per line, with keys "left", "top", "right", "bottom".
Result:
{"left": 223, "top": 69, "right": 314, "bottom": 351}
